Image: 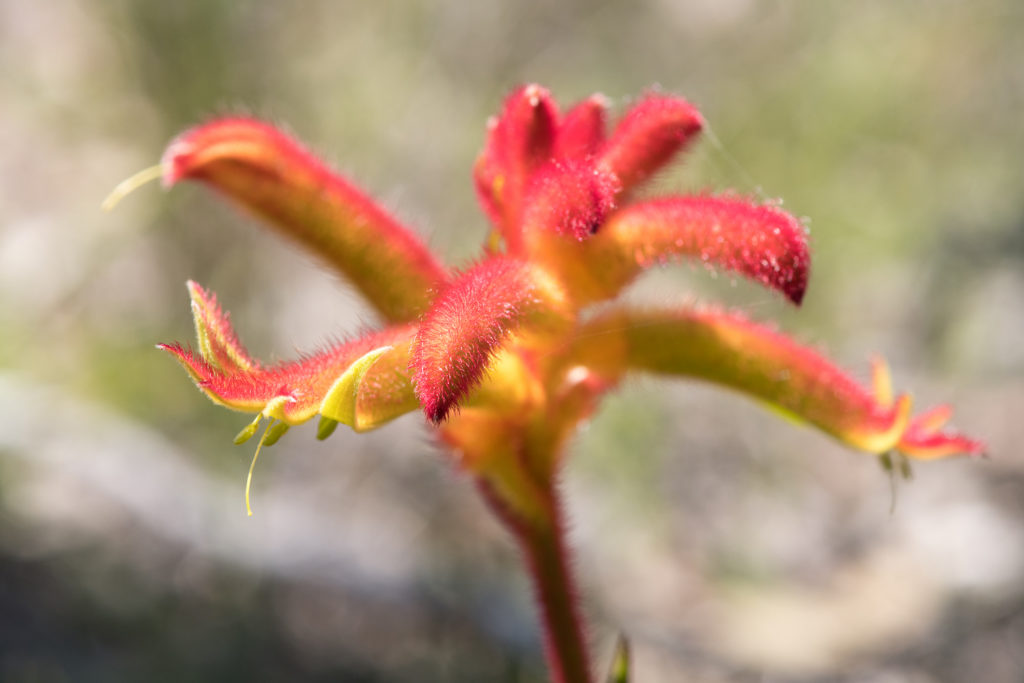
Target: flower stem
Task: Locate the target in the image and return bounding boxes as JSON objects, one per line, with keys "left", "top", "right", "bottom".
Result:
{"left": 520, "top": 498, "right": 593, "bottom": 683}
{"left": 481, "top": 477, "right": 592, "bottom": 683}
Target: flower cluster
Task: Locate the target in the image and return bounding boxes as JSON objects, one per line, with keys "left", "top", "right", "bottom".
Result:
{"left": 149, "top": 84, "right": 982, "bottom": 682}
{"left": 158, "top": 86, "right": 980, "bottom": 478}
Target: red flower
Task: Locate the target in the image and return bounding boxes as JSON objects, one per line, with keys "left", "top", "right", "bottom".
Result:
{"left": 145, "top": 84, "right": 983, "bottom": 683}
{"left": 156, "top": 86, "right": 981, "bottom": 473}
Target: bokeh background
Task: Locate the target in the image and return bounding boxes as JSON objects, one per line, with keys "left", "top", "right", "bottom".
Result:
{"left": 2, "top": 1, "right": 1022, "bottom": 681}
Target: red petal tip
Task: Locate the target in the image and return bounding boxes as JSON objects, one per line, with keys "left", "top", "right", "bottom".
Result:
{"left": 600, "top": 94, "right": 704, "bottom": 191}
{"left": 604, "top": 196, "right": 810, "bottom": 305}
{"left": 554, "top": 94, "right": 609, "bottom": 160}
{"left": 899, "top": 407, "right": 986, "bottom": 459}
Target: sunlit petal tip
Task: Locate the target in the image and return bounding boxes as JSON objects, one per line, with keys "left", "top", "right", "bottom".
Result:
{"left": 160, "top": 117, "right": 272, "bottom": 186}
{"left": 554, "top": 94, "right": 609, "bottom": 160}
{"left": 899, "top": 431, "right": 987, "bottom": 460}
{"left": 160, "top": 117, "right": 449, "bottom": 322}
{"left": 598, "top": 196, "right": 810, "bottom": 305}
{"left": 870, "top": 355, "right": 894, "bottom": 407}
{"left": 599, "top": 93, "right": 704, "bottom": 192}
{"left": 474, "top": 85, "right": 560, "bottom": 247}
{"left": 157, "top": 341, "right": 211, "bottom": 385}
{"left": 186, "top": 280, "right": 258, "bottom": 373}
{"left": 899, "top": 406, "right": 985, "bottom": 459}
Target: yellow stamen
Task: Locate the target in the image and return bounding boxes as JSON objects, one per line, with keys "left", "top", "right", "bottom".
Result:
{"left": 245, "top": 419, "right": 277, "bottom": 517}
{"left": 871, "top": 355, "right": 893, "bottom": 408}
{"left": 101, "top": 163, "right": 165, "bottom": 211}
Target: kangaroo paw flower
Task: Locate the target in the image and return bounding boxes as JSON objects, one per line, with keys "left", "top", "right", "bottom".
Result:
{"left": 153, "top": 86, "right": 978, "bottom": 460}
{"left": 150, "top": 84, "right": 983, "bottom": 683}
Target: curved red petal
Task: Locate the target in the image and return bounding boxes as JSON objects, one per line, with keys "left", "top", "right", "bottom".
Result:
{"left": 597, "top": 196, "right": 810, "bottom": 305}
{"left": 899, "top": 407, "right": 986, "bottom": 459}
{"left": 554, "top": 95, "right": 607, "bottom": 160}
{"left": 473, "top": 85, "right": 560, "bottom": 249}
{"left": 570, "top": 307, "right": 980, "bottom": 459}
{"left": 186, "top": 280, "right": 258, "bottom": 373}
{"left": 412, "top": 257, "right": 569, "bottom": 423}
{"left": 161, "top": 326, "right": 416, "bottom": 424}
{"left": 161, "top": 282, "right": 419, "bottom": 426}
{"left": 598, "top": 94, "right": 703, "bottom": 193}
{"left": 163, "top": 118, "right": 449, "bottom": 323}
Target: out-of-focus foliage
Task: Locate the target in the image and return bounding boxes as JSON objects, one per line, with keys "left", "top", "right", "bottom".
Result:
{"left": 1, "top": 1, "right": 1021, "bottom": 681}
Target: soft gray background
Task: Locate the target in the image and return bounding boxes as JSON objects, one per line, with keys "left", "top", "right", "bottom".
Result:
{"left": 1, "top": 1, "right": 1022, "bottom": 681}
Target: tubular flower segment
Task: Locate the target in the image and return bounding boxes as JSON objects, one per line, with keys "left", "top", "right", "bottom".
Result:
{"left": 411, "top": 256, "right": 572, "bottom": 423}
{"left": 154, "top": 84, "right": 983, "bottom": 683}
{"left": 160, "top": 282, "right": 418, "bottom": 432}
{"left": 158, "top": 84, "right": 982, "bottom": 470}
{"left": 162, "top": 118, "right": 450, "bottom": 323}
{"left": 569, "top": 307, "right": 981, "bottom": 457}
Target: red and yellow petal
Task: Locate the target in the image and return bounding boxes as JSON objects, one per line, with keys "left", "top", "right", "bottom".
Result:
{"left": 163, "top": 118, "right": 450, "bottom": 323}
{"left": 571, "top": 306, "right": 982, "bottom": 458}
{"left": 531, "top": 195, "right": 810, "bottom": 307}
{"left": 868, "top": 358, "right": 984, "bottom": 459}
{"left": 897, "top": 404, "right": 985, "bottom": 459}
{"left": 186, "top": 280, "right": 258, "bottom": 373}
{"left": 161, "top": 283, "right": 419, "bottom": 429}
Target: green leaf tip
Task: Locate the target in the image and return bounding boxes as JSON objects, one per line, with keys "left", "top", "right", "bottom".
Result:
{"left": 605, "top": 634, "right": 631, "bottom": 683}
{"left": 316, "top": 417, "right": 339, "bottom": 440}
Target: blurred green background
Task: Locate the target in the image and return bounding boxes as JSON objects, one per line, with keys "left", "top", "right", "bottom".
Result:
{"left": 2, "top": 1, "right": 1022, "bottom": 681}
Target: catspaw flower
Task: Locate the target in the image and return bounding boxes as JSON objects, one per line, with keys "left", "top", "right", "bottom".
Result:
{"left": 153, "top": 85, "right": 982, "bottom": 521}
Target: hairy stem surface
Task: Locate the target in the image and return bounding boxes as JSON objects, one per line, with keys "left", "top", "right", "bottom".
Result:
{"left": 481, "top": 475, "right": 592, "bottom": 683}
